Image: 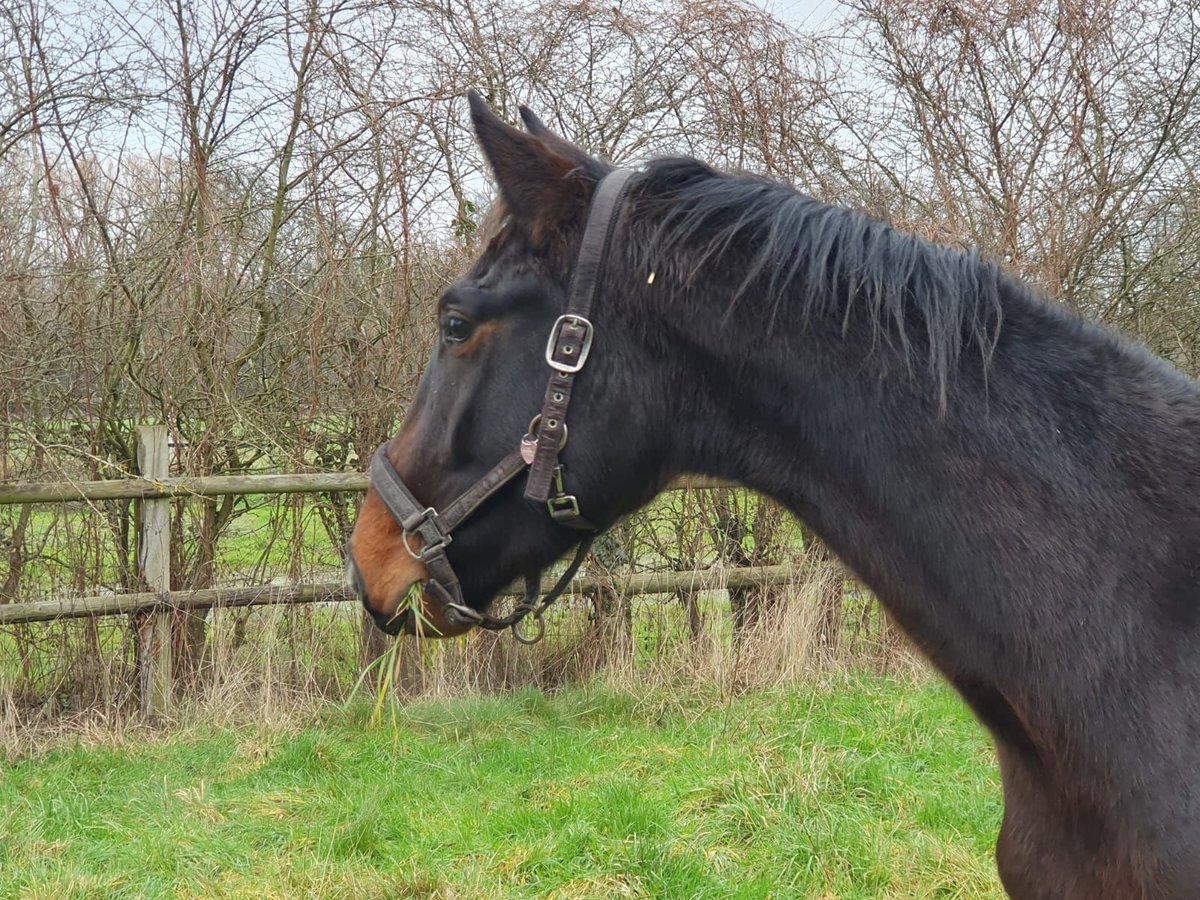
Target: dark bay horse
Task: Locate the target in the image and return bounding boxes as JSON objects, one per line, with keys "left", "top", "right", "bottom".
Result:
{"left": 348, "top": 92, "right": 1200, "bottom": 898}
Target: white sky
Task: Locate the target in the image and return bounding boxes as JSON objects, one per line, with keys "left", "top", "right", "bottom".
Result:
{"left": 758, "top": 0, "right": 842, "bottom": 28}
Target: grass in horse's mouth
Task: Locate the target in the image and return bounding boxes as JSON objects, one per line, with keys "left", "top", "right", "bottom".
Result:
{"left": 359, "top": 580, "right": 437, "bottom": 726}
{"left": 391, "top": 580, "right": 432, "bottom": 632}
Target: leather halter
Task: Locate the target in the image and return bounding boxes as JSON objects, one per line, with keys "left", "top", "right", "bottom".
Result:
{"left": 365, "top": 168, "right": 637, "bottom": 642}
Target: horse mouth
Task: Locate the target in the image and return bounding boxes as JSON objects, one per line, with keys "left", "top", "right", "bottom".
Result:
{"left": 377, "top": 579, "right": 477, "bottom": 639}
{"left": 372, "top": 599, "right": 412, "bottom": 636}
{"left": 363, "top": 577, "right": 425, "bottom": 636}
{"left": 380, "top": 581, "right": 424, "bottom": 636}
{"left": 346, "top": 548, "right": 423, "bottom": 636}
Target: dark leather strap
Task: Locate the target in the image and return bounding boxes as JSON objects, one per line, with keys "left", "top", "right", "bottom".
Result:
{"left": 439, "top": 450, "right": 529, "bottom": 529}
{"left": 371, "top": 446, "right": 526, "bottom": 539}
{"left": 525, "top": 168, "right": 637, "bottom": 505}
{"left": 370, "top": 445, "right": 528, "bottom": 614}
{"left": 363, "top": 168, "right": 639, "bottom": 640}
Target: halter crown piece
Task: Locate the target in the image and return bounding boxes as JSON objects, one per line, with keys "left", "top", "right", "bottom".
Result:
{"left": 366, "top": 168, "right": 638, "bottom": 643}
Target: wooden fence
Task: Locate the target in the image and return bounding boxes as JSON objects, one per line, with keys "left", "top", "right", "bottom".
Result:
{"left": 0, "top": 426, "right": 799, "bottom": 717}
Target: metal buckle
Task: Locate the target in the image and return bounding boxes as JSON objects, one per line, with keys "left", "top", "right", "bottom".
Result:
{"left": 402, "top": 507, "right": 451, "bottom": 560}
{"left": 546, "top": 464, "right": 581, "bottom": 521}
{"left": 545, "top": 314, "right": 594, "bottom": 374}
{"left": 547, "top": 494, "right": 581, "bottom": 521}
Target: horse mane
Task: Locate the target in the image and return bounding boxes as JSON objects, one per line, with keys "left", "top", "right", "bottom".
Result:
{"left": 631, "top": 157, "right": 1010, "bottom": 404}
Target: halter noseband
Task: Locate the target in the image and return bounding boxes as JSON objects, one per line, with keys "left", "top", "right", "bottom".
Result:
{"left": 365, "top": 168, "right": 637, "bottom": 643}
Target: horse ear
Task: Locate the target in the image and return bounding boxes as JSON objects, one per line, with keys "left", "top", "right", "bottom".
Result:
{"left": 467, "top": 91, "right": 603, "bottom": 237}
{"left": 519, "top": 104, "right": 599, "bottom": 166}
{"left": 518, "top": 105, "right": 551, "bottom": 137}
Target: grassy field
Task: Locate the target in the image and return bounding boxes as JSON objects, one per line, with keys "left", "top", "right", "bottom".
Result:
{"left": 0, "top": 674, "right": 1003, "bottom": 899}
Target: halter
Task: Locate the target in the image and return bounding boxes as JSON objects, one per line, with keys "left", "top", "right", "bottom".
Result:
{"left": 365, "top": 168, "right": 637, "bottom": 643}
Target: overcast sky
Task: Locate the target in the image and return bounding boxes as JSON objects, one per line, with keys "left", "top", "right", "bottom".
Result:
{"left": 759, "top": 0, "right": 841, "bottom": 28}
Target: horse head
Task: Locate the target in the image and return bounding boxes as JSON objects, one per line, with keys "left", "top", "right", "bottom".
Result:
{"left": 348, "top": 93, "right": 670, "bottom": 636}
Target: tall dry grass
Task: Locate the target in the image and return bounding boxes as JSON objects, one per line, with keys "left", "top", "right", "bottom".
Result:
{"left": 0, "top": 541, "right": 921, "bottom": 756}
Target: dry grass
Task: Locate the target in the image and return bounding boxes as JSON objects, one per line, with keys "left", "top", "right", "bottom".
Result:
{"left": 1, "top": 551, "right": 921, "bottom": 756}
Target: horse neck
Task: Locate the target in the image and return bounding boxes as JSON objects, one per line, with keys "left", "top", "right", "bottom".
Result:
{"left": 650, "top": 259, "right": 1198, "bottom": 676}
{"left": 660, "top": 273, "right": 1015, "bottom": 535}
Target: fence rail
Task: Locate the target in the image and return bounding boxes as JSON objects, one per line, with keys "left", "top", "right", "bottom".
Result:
{"left": 0, "top": 565, "right": 799, "bottom": 626}
{"left": 0, "top": 472, "right": 730, "bottom": 505}
{"left": 0, "top": 428, "right": 755, "bottom": 716}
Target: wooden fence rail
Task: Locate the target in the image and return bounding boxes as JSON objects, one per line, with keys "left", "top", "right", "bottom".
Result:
{"left": 0, "top": 565, "right": 799, "bottom": 626}
{"left": 0, "top": 427, "right": 751, "bottom": 717}
{"left": 0, "top": 472, "right": 729, "bottom": 504}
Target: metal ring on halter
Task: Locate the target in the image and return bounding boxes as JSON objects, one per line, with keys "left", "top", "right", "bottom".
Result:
{"left": 512, "top": 609, "right": 546, "bottom": 644}
{"left": 400, "top": 507, "right": 450, "bottom": 561}
{"left": 526, "top": 414, "right": 568, "bottom": 450}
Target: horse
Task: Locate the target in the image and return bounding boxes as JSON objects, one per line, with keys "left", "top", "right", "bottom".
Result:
{"left": 347, "top": 91, "right": 1200, "bottom": 898}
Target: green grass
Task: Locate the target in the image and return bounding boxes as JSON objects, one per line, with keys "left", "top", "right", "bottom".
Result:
{"left": 0, "top": 675, "right": 1003, "bottom": 898}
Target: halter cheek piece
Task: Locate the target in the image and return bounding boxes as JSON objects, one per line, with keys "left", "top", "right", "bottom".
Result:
{"left": 366, "top": 168, "right": 637, "bottom": 644}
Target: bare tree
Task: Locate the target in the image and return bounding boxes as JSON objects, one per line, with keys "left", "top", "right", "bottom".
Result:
{"left": 841, "top": 0, "right": 1200, "bottom": 365}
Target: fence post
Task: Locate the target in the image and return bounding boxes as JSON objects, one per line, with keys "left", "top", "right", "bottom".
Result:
{"left": 136, "top": 425, "right": 172, "bottom": 717}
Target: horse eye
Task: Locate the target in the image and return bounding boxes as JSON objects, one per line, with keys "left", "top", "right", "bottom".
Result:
{"left": 441, "top": 315, "right": 474, "bottom": 344}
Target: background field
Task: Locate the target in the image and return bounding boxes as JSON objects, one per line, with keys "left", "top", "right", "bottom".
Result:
{"left": 0, "top": 674, "right": 1003, "bottom": 899}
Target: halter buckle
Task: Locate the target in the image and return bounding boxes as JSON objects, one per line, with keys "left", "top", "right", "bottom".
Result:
{"left": 545, "top": 314, "right": 594, "bottom": 373}
{"left": 547, "top": 494, "right": 581, "bottom": 521}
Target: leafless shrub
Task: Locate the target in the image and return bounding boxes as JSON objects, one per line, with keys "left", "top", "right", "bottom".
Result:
{"left": 1, "top": 0, "right": 1195, "bottom": 744}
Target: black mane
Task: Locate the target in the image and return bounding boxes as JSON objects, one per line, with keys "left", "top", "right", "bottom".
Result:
{"left": 632, "top": 157, "right": 1009, "bottom": 404}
